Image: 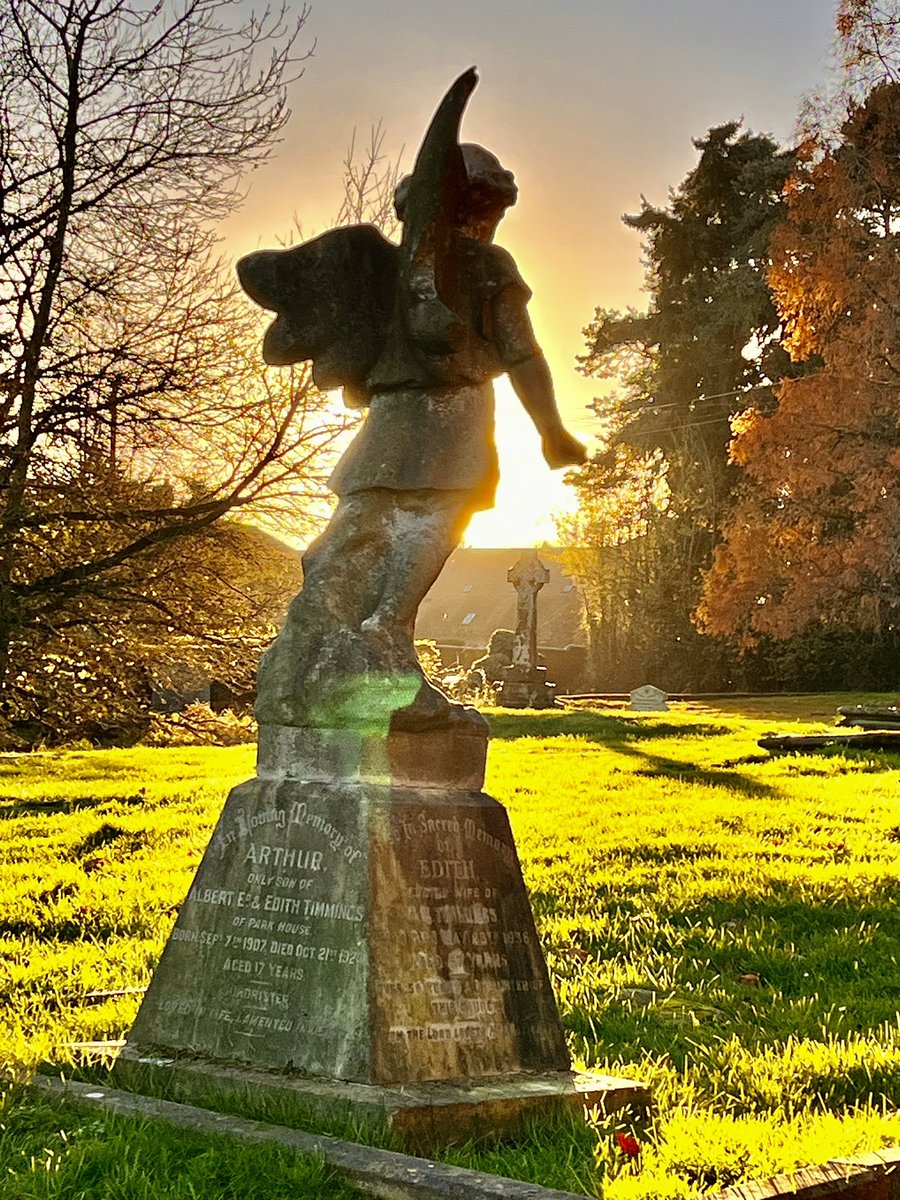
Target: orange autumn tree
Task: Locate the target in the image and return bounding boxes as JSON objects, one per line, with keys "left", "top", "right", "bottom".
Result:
{"left": 700, "top": 81, "right": 900, "bottom": 649}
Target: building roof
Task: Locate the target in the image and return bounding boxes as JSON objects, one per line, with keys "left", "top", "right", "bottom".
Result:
{"left": 415, "top": 546, "right": 584, "bottom": 650}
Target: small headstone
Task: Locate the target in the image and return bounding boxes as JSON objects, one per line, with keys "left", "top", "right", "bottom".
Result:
{"left": 629, "top": 684, "right": 668, "bottom": 712}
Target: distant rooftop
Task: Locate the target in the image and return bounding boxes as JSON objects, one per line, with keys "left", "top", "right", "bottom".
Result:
{"left": 415, "top": 547, "right": 584, "bottom": 650}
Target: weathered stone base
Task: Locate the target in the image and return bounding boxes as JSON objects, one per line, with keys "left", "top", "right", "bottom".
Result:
{"left": 256, "top": 723, "right": 488, "bottom": 790}
{"left": 122, "top": 732, "right": 568, "bottom": 1086}
{"left": 34, "top": 1074, "right": 596, "bottom": 1198}
{"left": 111, "top": 1052, "right": 649, "bottom": 1152}
{"left": 496, "top": 666, "right": 556, "bottom": 709}
{"left": 118, "top": 722, "right": 652, "bottom": 1149}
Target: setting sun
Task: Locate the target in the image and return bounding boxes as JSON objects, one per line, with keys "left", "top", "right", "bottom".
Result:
{"left": 464, "top": 378, "right": 587, "bottom": 548}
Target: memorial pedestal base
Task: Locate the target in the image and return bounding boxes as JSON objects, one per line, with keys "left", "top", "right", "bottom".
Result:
{"left": 112, "top": 1052, "right": 651, "bottom": 1152}
{"left": 122, "top": 725, "right": 566, "bottom": 1081}
{"left": 122, "top": 775, "right": 567, "bottom": 1083}
{"left": 117, "top": 723, "right": 649, "bottom": 1147}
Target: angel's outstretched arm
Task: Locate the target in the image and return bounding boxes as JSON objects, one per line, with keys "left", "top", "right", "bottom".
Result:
{"left": 493, "top": 287, "right": 587, "bottom": 469}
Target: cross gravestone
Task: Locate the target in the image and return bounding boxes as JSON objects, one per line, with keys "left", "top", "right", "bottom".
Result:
{"left": 629, "top": 684, "right": 669, "bottom": 712}
{"left": 496, "top": 552, "right": 557, "bottom": 709}
{"left": 115, "top": 69, "right": 647, "bottom": 1148}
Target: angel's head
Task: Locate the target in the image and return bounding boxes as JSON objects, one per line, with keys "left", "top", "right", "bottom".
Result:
{"left": 394, "top": 143, "right": 518, "bottom": 241}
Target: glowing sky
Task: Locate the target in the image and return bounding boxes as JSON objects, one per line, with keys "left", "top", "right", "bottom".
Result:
{"left": 223, "top": 0, "right": 838, "bottom": 547}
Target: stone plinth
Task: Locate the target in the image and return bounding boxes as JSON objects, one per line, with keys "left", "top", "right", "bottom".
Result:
{"left": 119, "top": 721, "right": 651, "bottom": 1145}
{"left": 256, "top": 724, "right": 488, "bottom": 792}
{"left": 109, "top": 1057, "right": 649, "bottom": 1153}
{"left": 496, "top": 664, "right": 556, "bottom": 709}
{"left": 123, "top": 725, "right": 567, "bottom": 1088}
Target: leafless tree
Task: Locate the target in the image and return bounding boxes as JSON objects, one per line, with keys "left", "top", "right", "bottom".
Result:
{"left": 334, "top": 122, "right": 403, "bottom": 235}
{"left": 0, "top": 0, "right": 359, "bottom": 708}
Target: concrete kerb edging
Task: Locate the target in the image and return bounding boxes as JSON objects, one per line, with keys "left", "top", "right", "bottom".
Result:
{"left": 30, "top": 1075, "right": 587, "bottom": 1200}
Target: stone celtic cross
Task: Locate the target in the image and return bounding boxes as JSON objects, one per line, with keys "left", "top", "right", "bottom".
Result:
{"left": 508, "top": 551, "right": 550, "bottom": 671}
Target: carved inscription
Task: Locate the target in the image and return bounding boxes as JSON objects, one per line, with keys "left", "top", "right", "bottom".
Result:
{"left": 162, "top": 794, "right": 365, "bottom": 1043}
{"left": 381, "top": 807, "right": 542, "bottom": 1052}
{"left": 133, "top": 783, "right": 568, "bottom": 1082}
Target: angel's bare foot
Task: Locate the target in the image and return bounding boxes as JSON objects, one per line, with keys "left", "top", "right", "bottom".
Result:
{"left": 391, "top": 679, "right": 489, "bottom": 734}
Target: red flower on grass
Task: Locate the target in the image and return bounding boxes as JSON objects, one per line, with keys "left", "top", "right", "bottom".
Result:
{"left": 616, "top": 1131, "right": 641, "bottom": 1158}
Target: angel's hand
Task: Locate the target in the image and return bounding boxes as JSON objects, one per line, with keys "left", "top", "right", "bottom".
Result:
{"left": 542, "top": 427, "right": 588, "bottom": 469}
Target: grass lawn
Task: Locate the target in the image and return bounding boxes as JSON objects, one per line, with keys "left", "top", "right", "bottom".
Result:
{"left": 2, "top": 695, "right": 900, "bottom": 1197}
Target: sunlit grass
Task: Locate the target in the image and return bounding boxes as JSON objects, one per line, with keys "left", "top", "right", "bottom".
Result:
{"left": 482, "top": 698, "right": 900, "bottom": 1195}
{"left": 1, "top": 698, "right": 900, "bottom": 1197}
{"left": 0, "top": 1085, "right": 356, "bottom": 1200}
{"left": 0, "top": 746, "right": 254, "bottom": 1075}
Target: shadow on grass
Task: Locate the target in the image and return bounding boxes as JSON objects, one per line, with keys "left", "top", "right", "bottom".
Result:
{"left": 624, "top": 748, "right": 778, "bottom": 797}
{"left": 556, "top": 884, "right": 900, "bottom": 1072}
{"left": 0, "top": 912, "right": 151, "bottom": 942}
{"left": 486, "top": 709, "right": 730, "bottom": 743}
{"left": 0, "top": 791, "right": 150, "bottom": 817}
{"left": 666, "top": 881, "right": 900, "bottom": 940}
{"left": 586, "top": 841, "right": 746, "bottom": 867}
{"left": 0, "top": 797, "right": 94, "bottom": 817}
{"left": 486, "top": 710, "right": 777, "bottom": 797}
